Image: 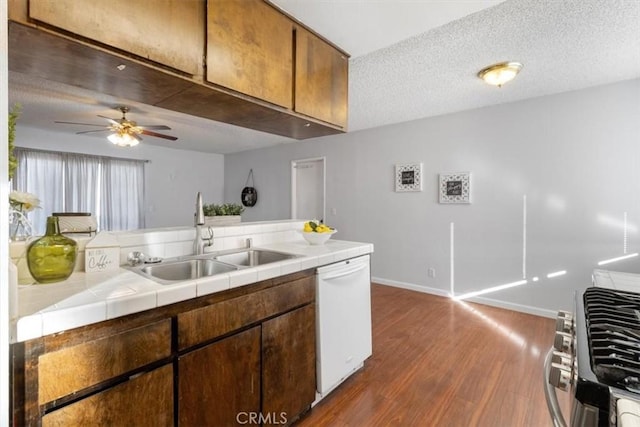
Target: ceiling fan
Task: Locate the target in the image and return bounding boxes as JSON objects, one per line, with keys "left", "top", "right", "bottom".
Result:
{"left": 55, "top": 106, "right": 178, "bottom": 147}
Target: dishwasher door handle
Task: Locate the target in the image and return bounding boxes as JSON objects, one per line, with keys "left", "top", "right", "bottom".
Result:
{"left": 319, "top": 264, "right": 367, "bottom": 281}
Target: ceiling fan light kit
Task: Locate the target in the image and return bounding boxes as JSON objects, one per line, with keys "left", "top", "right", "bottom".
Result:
{"left": 108, "top": 132, "right": 140, "bottom": 147}
{"left": 55, "top": 106, "right": 177, "bottom": 147}
{"left": 477, "top": 61, "right": 523, "bottom": 87}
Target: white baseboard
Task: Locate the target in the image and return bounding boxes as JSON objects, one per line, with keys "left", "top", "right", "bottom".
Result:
{"left": 371, "top": 276, "right": 557, "bottom": 319}
{"left": 372, "top": 277, "right": 451, "bottom": 297}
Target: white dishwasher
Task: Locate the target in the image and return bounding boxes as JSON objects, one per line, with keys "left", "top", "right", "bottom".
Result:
{"left": 315, "top": 254, "right": 372, "bottom": 403}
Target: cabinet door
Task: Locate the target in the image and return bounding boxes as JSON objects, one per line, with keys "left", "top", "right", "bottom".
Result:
{"left": 41, "top": 364, "right": 173, "bottom": 427}
{"left": 295, "top": 27, "right": 349, "bottom": 128}
{"left": 207, "top": 0, "right": 293, "bottom": 108}
{"left": 262, "top": 304, "right": 316, "bottom": 426}
{"left": 178, "top": 326, "right": 261, "bottom": 426}
{"left": 29, "top": 0, "right": 205, "bottom": 75}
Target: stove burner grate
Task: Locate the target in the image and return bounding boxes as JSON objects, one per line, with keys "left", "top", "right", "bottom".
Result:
{"left": 585, "top": 288, "right": 640, "bottom": 392}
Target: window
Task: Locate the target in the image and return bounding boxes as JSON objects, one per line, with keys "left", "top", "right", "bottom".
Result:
{"left": 12, "top": 148, "right": 145, "bottom": 234}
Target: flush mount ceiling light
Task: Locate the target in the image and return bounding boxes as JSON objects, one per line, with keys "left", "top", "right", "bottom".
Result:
{"left": 477, "top": 61, "right": 523, "bottom": 87}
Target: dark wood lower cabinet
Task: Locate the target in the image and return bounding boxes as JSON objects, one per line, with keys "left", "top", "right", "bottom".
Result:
{"left": 179, "top": 304, "right": 316, "bottom": 427}
{"left": 262, "top": 304, "right": 316, "bottom": 427}
{"left": 11, "top": 270, "right": 317, "bottom": 427}
{"left": 41, "top": 364, "right": 174, "bottom": 427}
{"left": 178, "top": 326, "right": 261, "bottom": 427}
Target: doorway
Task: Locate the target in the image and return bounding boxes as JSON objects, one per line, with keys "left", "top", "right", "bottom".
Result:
{"left": 291, "top": 157, "right": 325, "bottom": 222}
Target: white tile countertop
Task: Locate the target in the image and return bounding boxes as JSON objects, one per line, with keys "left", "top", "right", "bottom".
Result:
{"left": 12, "top": 239, "right": 373, "bottom": 343}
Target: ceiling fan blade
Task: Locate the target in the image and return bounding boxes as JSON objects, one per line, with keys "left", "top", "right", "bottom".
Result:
{"left": 76, "top": 129, "right": 110, "bottom": 134}
{"left": 140, "top": 129, "right": 178, "bottom": 141}
{"left": 96, "top": 115, "right": 120, "bottom": 125}
{"left": 55, "top": 121, "right": 107, "bottom": 127}
{"left": 138, "top": 125, "right": 172, "bottom": 130}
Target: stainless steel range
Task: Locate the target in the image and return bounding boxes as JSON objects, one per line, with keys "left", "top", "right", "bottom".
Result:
{"left": 545, "top": 286, "right": 640, "bottom": 426}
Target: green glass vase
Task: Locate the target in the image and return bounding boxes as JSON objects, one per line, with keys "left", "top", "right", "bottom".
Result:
{"left": 27, "top": 216, "right": 78, "bottom": 284}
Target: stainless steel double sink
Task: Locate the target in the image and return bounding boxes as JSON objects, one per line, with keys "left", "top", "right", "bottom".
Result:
{"left": 128, "top": 249, "right": 299, "bottom": 285}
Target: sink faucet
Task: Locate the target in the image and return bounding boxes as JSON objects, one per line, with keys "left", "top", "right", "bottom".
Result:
{"left": 194, "top": 192, "right": 206, "bottom": 255}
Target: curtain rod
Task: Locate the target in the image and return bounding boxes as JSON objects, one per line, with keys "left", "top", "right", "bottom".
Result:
{"left": 14, "top": 146, "right": 150, "bottom": 163}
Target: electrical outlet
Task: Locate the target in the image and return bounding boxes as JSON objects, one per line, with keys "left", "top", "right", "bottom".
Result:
{"left": 428, "top": 268, "right": 436, "bottom": 278}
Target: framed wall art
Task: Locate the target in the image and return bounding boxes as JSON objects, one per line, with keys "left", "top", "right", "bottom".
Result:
{"left": 439, "top": 172, "right": 471, "bottom": 203}
{"left": 395, "top": 163, "right": 423, "bottom": 192}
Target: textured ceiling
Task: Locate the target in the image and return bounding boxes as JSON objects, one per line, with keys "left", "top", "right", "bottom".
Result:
{"left": 349, "top": 0, "right": 640, "bottom": 132}
{"left": 8, "top": 0, "right": 640, "bottom": 154}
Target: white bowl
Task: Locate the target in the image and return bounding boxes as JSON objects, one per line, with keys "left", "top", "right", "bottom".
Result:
{"left": 300, "top": 229, "right": 337, "bottom": 245}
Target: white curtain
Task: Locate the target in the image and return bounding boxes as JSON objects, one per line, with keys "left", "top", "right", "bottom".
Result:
{"left": 64, "top": 152, "right": 101, "bottom": 216}
{"left": 101, "top": 158, "right": 145, "bottom": 231}
{"left": 13, "top": 149, "right": 65, "bottom": 235}
{"left": 13, "top": 148, "right": 145, "bottom": 234}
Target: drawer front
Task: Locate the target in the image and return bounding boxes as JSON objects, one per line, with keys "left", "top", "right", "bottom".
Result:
{"left": 42, "top": 364, "right": 173, "bottom": 427}
{"left": 178, "top": 276, "right": 314, "bottom": 349}
{"left": 38, "top": 319, "right": 171, "bottom": 404}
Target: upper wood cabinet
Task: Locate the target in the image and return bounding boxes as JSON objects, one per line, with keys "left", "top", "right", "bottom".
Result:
{"left": 206, "top": 0, "right": 348, "bottom": 127}
{"left": 8, "top": 0, "right": 348, "bottom": 139}
{"left": 207, "top": 0, "right": 293, "bottom": 109}
{"left": 28, "top": 0, "right": 205, "bottom": 76}
{"left": 295, "top": 27, "right": 349, "bottom": 128}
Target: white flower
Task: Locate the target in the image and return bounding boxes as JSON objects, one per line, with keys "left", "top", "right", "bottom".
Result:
{"left": 9, "top": 191, "right": 41, "bottom": 212}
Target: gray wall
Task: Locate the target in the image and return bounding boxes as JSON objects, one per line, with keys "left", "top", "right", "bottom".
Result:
{"left": 15, "top": 128, "right": 225, "bottom": 228}
{"left": 225, "top": 79, "right": 640, "bottom": 315}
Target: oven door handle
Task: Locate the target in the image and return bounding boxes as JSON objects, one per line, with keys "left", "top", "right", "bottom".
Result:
{"left": 544, "top": 347, "right": 568, "bottom": 427}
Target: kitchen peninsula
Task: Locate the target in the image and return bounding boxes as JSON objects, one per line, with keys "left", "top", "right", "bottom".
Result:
{"left": 10, "top": 220, "right": 373, "bottom": 426}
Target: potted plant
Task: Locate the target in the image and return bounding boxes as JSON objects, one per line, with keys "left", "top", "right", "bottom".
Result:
{"left": 203, "top": 203, "right": 244, "bottom": 226}
{"left": 8, "top": 104, "right": 20, "bottom": 180}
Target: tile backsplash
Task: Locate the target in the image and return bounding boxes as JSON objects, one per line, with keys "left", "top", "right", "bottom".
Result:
{"left": 10, "top": 220, "right": 306, "bottom": 283}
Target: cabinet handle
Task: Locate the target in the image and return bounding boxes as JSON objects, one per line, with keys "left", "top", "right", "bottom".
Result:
{"left": 129, "top": 372, "right": 144, "bottom": 380}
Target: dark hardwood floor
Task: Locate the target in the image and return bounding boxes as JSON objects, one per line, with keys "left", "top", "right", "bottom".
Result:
{"left": 296, "top": 284, "right": 570, "bottom": 427}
